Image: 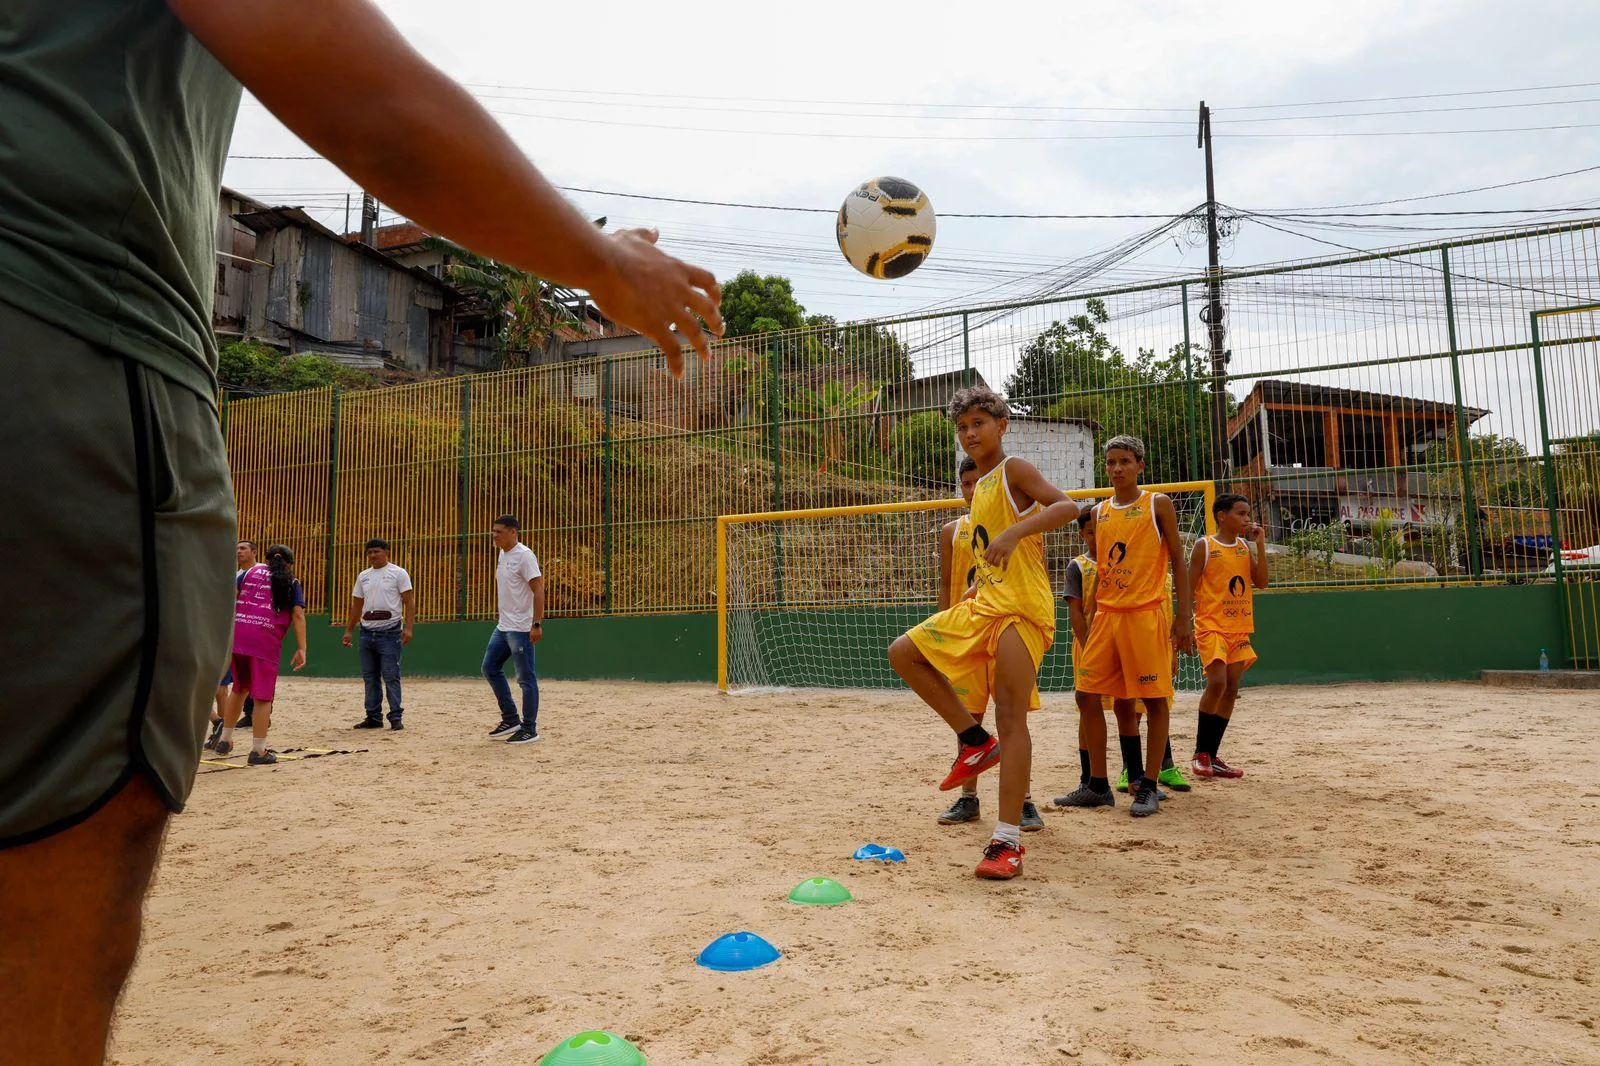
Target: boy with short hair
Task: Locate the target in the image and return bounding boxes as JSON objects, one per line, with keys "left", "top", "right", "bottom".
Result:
{"left": 1074, "top": 435, "right": 1195, "bottom": 818}
{"left": 936, "top": 456, "right": 1043, "bottom": 832}
{"left": 1189, "top": 493, "right": 1269, "bottom": 779}
{"left": 890, "top": 386, "right": 1078, "bottom": 879}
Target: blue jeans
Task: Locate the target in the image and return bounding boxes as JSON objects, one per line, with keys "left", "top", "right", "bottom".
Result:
{"left": 482, "top": 628, "right": 539, "bottom": 731}
{"left": 359, "top": 626, "right": 405, "bottom": 722}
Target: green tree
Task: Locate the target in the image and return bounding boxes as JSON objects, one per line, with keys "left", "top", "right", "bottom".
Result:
{"left": 426, "top": 238, "right": 580, "bottom": 365}
{"left": 720, "top": 271, "right": 805, "bottom": 338}
{"left": 891, "top": 410, "right": 955, "bottom": 487}
{"left": 1004, "top": 298, "right": 1216, "bottom": 484}
{"left": 217, "top": 339, "right": 374, "bottom": 393}
{"left": 801, "top": 314, "right": 914, "bottom": 383}
{"left": 788, "top": 378, "right": 880, "bottom": 472}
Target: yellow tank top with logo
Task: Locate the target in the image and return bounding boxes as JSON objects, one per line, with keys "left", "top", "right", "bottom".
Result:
{"left": 967, "top": 457, "right": 1056, "bottom": 633}
{"left": 1194, "top": 535, "right": 1255, "bottom": 634}
{"left": 947, "top": 513, "right": 979, "bottom": 607}
{"left": 1094, "top": 490, "right": 1168, "bottom": 611}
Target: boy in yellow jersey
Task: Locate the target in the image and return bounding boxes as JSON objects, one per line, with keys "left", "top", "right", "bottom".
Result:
{"left": 889, "top": 387, "right": 1078, "bottom": 880}
{"left": 1188, "top": 493, "right": 1269, "bottom": 779}
{"left": 1075, "top": 435, "right": 1195, "bottom": 818}
{"left": 936, "top": 457, "right": 1044, "bottom": 831}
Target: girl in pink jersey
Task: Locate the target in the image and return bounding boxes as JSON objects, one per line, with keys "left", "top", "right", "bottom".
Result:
{"left": 217, "top": 544, "right": 307, "bottom": 764}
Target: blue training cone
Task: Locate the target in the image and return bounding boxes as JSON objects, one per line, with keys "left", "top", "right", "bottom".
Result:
{"left": 696, "top": 931, "right": 781, "bottom": 972}
{"left": 853, "top": 843, "right": 906, "bottom": 863}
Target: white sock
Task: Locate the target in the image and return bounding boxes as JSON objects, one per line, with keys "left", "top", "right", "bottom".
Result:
{"left": 220, "top": 727, "right": 234, "bottom": 743}
{"left": 992, "top": 822, "right": 1022, "bottom": 847}
{"left": 252, "top": 736, "right": 267, "bottom": 753}
{"left": 960, "top": 784, "right": 978, "bottom": 798}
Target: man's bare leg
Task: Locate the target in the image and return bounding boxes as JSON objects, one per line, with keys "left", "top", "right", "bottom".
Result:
{"left": 0, "top": 774, "right": 169, "bottom": 1066}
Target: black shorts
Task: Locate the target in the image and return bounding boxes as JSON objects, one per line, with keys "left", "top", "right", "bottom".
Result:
{"left": 0, "top": 300, "right": 236, "bottom": 847}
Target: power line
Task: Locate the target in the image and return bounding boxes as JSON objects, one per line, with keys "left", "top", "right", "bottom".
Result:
{"left": 1261, "top": 163, "right": 1600, "bottom": 210}
{"left": 1225, "top": 79, "right": 1600, "bottom": 110}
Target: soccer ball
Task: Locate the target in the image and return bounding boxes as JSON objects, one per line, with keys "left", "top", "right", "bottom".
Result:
{"left": 836, "top": 176, "right": 936, "bottom": 279}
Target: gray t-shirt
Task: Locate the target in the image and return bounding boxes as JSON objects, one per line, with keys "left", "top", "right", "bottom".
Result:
{"left": 0, "top": 1, "right": 243, "bottom": 399}
{"left": 1062, "top": 558, "right": 1086, "bottom": 601}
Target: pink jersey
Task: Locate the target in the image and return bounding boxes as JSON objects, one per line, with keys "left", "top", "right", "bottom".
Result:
{"left": 233, "top": 564, "right": 294, "bottom": 660}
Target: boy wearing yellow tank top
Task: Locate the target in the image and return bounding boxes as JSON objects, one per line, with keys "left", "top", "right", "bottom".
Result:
{"left": 936, "top": 457, "right": 1044, "bottom": 830}
{"left": 1074, "top": 435, "right": 1195, "bottom": 817}
{"left": 1188, "top": 493, "right": 1269, "bottom": 779}
{"left": 889, "top": 387, "right": 1078, "bottom": 880}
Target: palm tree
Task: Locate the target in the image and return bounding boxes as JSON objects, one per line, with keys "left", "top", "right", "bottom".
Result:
{"left": 789, "top": 379, "right": 880, "bottom": 472}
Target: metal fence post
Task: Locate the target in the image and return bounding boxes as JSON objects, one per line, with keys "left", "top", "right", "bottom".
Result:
{"left": 961, "top": 312, "right": 972, "bottom": 388}
{"left": 324, "top": 388, "right": 340, "bottom": 617}
{"left": 1181, "top": 283, "right": 1199, "bottom": 480}
{"left": 601, "top": 358, "right": 614, "bottom": 615}
{"left": 769, "top": 335, "right": 785, "bottom": 605}
{"left": 457, "top": 380, "right": 471, "bottom": 621}
{"left": 1531, "top": 313, "right": 1570, "bottom": 667}
{"left": 1441, "top": 248, "right": 1482, "bottom": 579}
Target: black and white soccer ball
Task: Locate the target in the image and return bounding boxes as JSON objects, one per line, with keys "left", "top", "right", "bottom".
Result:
{"left": 836, "top": 176, "right": 936, "bottom": 279}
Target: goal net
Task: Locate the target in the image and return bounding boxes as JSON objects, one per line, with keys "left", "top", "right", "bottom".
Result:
{"left": 718, "top": 482, "right": 1215, "bottom": 695}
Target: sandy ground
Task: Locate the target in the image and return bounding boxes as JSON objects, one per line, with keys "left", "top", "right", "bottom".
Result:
{"left": 111, "top": 678, "right": 1600, "bottom": 1065}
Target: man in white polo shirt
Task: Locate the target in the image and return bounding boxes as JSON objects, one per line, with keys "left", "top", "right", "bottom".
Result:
{"left": 484, "top": 514, "right": 544, "bottom": 745}
{"left": 343, "top": 538, "right": 415, "bottom": 730}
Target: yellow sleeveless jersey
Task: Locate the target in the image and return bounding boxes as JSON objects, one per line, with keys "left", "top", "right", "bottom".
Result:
{"left": 947, "top": 514, "right": 978, "bottom": 606}
{"left": 1194, "top": 535, "right": 1255, "bottom": 634}
{"left": 968, "top": 457, "right": 1055, "bottom": 632}
{"left": 1094, "top": 490, "right": 1168, "bottom": 611}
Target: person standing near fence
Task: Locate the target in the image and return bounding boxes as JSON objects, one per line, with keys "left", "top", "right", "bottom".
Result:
{"left": 484, "top": 516, "right": 544, "bottom": 745}
{"left": 344, "top": 539, "right": 414, "bottom": 731}
{"left": 209, "top": 539, "right": 261, "bottom": 748}
{"left": 218, "top": 545, "right": 307, "bottom": 763}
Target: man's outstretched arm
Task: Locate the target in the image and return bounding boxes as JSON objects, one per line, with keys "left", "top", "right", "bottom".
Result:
{"left": 170, "top": 0, "right": 724, "bottom": 372}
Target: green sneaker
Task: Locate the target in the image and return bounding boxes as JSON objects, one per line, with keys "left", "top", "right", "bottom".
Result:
{"left": 1158, "top": 765, "right": 1192, "bottom": 792}
{"left": 1115, "top": 769, "right": 1130, "bottom": 793}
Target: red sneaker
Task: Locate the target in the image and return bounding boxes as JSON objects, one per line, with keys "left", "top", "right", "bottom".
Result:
{"left": 939, "top": 735, "right": 1001, "bottom": 791}
{"left": 975, "top": 839, "right": 1024, "bottom": 880}
{"left": 1190, "top": 752, "right": 1214, "bottom": 778}
{"left": 1209, "top": 756, "right": 1244, "bottom": 779}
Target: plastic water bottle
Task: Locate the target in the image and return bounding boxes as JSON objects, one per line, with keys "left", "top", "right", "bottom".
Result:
{"left": 1539, "top": 648, "right": 1550, "bottom": 672}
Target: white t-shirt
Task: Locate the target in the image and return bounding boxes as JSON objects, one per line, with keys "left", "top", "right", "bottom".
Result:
{"left": 353, "top": 563, "right": 413, "bottom": 628}
{"left": 496, "top": 542, "right": 542, "bottom": 632}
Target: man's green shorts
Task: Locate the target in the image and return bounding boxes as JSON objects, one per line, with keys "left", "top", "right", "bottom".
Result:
{"left": 0, "top": 299, "right": 235, "bottom": 847}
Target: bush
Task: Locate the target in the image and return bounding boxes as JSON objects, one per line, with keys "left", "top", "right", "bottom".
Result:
{"left": 891, "top": 411, "right": 956, "bottom": 487}
{"left": 217, "top": 339, "right": 376, "bottom": 393}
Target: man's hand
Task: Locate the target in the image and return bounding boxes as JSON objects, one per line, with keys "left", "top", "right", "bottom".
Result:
{"left": 1172, "top": 618, "right": 1197, "bottom": 656}
{"left": 588, "top": 229, "right": 723, "bottom": 376}
{"left": 402, "top": 627, "right": 414, "bottom": 646}
{"left": 341, "top": 629, "right": 354, "bottom": 648}
{"left": 1249, "top": 521, "right": 1267, "bottom": 546}
{"left": 529, "top": 625, "right": 544, "bottom": 645}
{"left": 983, "top": 528, "right": 1022, "bottom": 569}
{"left": 291, "top": 649, "right": 307, "bottom": 671}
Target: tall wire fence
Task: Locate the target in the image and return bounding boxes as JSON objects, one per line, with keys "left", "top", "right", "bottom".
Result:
{"left": 224, "top": 220, "right": 1600, "bottom": 662}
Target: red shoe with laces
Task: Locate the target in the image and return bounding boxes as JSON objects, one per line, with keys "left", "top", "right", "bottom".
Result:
{"left": 939, "top": 735, "right": 1001, "bottom": 791}
{"left": 1190, "top": 751, "right": 1214, "bottom": 778}
{"left": 1209, "top": 756, "right": 1244, "bottom": 779}
{"left": 974, "top": 838, "right": 1024, "bottom": 880}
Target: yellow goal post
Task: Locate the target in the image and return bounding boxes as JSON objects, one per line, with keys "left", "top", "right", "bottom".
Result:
{"left": 716, "top": 480, "right": 1217, "bottom": 692}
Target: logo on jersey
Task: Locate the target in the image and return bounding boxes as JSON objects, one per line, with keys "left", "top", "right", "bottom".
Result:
{"left": 1138, "top": 674, "right": 1157, "bottom": 684}
{"left": 1108, "top": 542, "right": 1128, "bottom": 565}
{"left": 1228, "top": 575, "right": 1246, "bottom": 597}
{"left": 965, "top": 565, "right": 977, "bottom": 589}
{"left": 1125, "top": 507, "right": 1143, "bottom": 518}
{"left": 972, "top": 524, "right": 990, "bottom": 552}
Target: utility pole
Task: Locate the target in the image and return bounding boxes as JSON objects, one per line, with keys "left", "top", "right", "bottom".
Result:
{"left": 359, "top": 191, "right": 378, "bottom": 246}
{"left": 1198, "top": 101, "right": 1230, "bottom": 485}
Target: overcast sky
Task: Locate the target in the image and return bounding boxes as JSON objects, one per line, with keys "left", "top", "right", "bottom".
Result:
{"left": 223, "top": 0, "right": 1600, "bottom": 328}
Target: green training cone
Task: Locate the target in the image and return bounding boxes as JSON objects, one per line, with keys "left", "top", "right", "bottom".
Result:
{"left": 787, "top": 877, "right": 854, "bottom": 906}
{"left": 538, "top": 1030, "right": 646, "bottom": 1066}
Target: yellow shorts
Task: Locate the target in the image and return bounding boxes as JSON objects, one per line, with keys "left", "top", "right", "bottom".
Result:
{"left": 1071, "top": 638, "right": 1113, "bottom": 710}
{"left": 1198, "top": 630, "right": 1257, "bottom": 670}
{"left": 1076, "top": 604, "right": 1174, "bottom": 701}
{"left": 907, "top": 601, "right": 1048, "bottom": 714}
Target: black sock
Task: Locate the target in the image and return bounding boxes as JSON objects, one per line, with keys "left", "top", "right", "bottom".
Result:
{"left": 1161, "top": 739, "right": 1175, "bottom": 771}
{"left": 1213, "top": 715, "right": 1231, "bottom": 757}
{"left": 1197, "top": 712, "right": 1226, "bottom": 756}
{"left": 957, "top": 725, "right": 991, "bottom": 748}
{"left": 1078, "top": 748, "right": 1091, "bottom": 787}
{"left": 1089, "top": 776, "right": 1110, "bottom": 793}
{"left": 1118, "top": 734, "right": 1143, "bottom": 783}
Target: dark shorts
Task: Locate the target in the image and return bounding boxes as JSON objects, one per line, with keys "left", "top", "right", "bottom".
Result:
{"left": 0, "top": 300, "right": 236, "bottom": 848}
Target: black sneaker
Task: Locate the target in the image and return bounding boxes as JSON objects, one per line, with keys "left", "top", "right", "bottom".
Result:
{"left": 389, "top": 720, "right": 404, "bottom": 731}
{"left": 1020, "top": 800, "right": 1046, "bottom": 833}
{"left": 214, "top": 739, "right": 234, "bottom": 757}
{"left": 506, "top": 729, "right": 541, "bottom": 745}
{"left": 237, "top": 714, "right": 253, "bottom": 730}
{"left": 248, "top": 749, "right": 278, "bottom": 766}
{"left": 488, "top": 722, "right": 520, "bottom": 739}
{"left": 204, "top": 718, "right": 224, "bottom": 750}
{"left": 353, "top": 719, "right": 384, "bottom": 730}
{"left": 937, "top": 794, "right": 980, "bottom": 825}
{"left": 1131, "top": 779, "right": 1161, "bottom": 817}
{"left": 1054, "top": 785, "right": 1115, "bottom": 809}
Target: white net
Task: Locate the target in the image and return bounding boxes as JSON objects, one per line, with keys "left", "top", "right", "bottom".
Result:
{"left": 721, "top": 485, "right": 1213, "bottom": 695}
